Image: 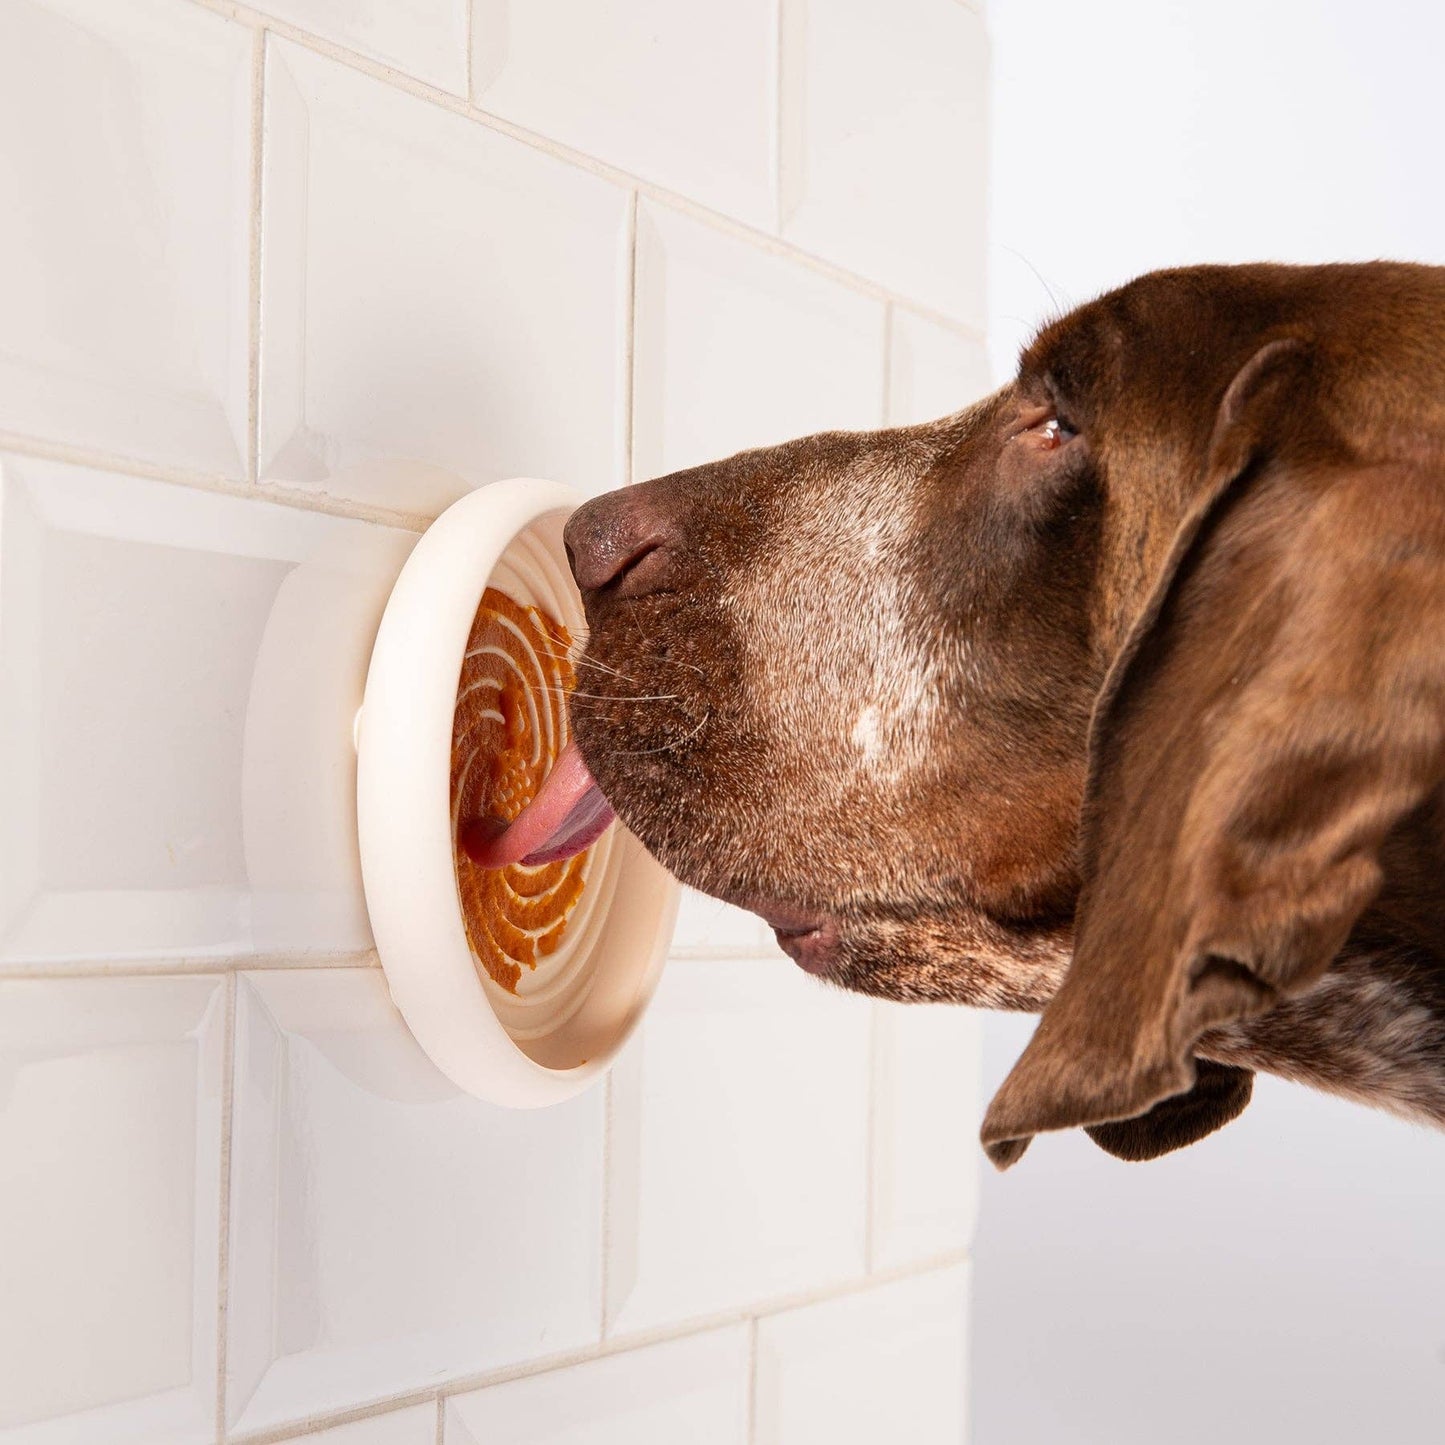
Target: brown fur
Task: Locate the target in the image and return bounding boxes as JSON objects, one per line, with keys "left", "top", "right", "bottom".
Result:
{"left": 562, "top": 262, "right": 1445, "bottom": 1167}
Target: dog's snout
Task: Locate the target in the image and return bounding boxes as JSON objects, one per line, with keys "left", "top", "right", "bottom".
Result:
{"left": 564, "top": 489, "right": 676, "bottom": 598}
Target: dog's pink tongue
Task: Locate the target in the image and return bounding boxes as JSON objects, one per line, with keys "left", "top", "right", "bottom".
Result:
{"left": 462, "top": 741, "right": 617, "bottom": 869}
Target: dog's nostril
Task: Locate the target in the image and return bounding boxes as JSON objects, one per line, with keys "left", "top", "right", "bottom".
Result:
{"left": 564, "top": 493, "right": 677, "bottom": 596}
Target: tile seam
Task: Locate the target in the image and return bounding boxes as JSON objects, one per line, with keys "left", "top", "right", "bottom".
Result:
{"left": 221, "top": 1249, "right": 970, "bottom": 1445}
{"left": 863, "top": 1004, "right": 882, "bottom": 1273}
{"left": 771, "top": 0, "right": 785, "bottom": 236}
{"left": 623, "top": 190, "right": 639, "bottom": 486}
{"left": 246, "top": 29, "right": 266, "bottom": 484}
{"left": 463, "top": 0, "right": 474, "bottom": 103}
{"left": 0, "top": 951, "right": 381, "bottom": 981}
{"left": 180, "top": 0, "right": 987, "bottom": 338}
{"left": 215, "top": 972, "right": 238, "bottom": 1443}
{"left": 880, "top": 300, "right": 895, "bottom": 427}
{"left": 0, "top": 430, "right": 428, "bottom": 531}
{"left": 746, "top": 1316, "right": 760, "bottom": 1445}
{"left": 599, "top": 1069, "right": 613, "bottom": 1343}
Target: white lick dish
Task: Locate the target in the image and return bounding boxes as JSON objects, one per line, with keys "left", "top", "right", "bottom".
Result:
{"left": 357, "top": 477, "right": 679, "bottom": 1106}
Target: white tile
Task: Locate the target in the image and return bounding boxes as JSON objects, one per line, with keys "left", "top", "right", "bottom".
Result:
{"left": 260, "top": 40, "right": 631, "bottom": 516}
{"left": 0, "top": 453, "right": 416, "bottom": 965}
{"left": 754, "top": 1266, "right": 970, "bottom": 1445}
{"left": 227, "top": 969, "right": 604, "bottom": 1432}
{"left": 780, "top": 0, "right": 989, "bottom": 325}
{"left": 669, "top": 887, "right": 771, "bottom": 958}
{"left": 633, "top": 203, "right": 885, "bottom": 481}
{"left": 252, "top": 0, "right": 469, "bottom": 92}
{"left": 870, "top": 1003, "right": 982, "bottom": 1270}
{"left": 273, "top": 1404, "right": 437, "bottom": 1445}
{"left": 0, "top": 0, "right": 252, "bottom": 477}
{"left": 0, "top": 975, "right": 224, "bottom": 1445}
{"left": 887, "top": 309, "right": 993, "bottom": 426}
{"left": 606, "top": 957, "right": 872, "bottom": 1334}
{"left": 445, "top": 1326, "right": 749, "bottom": 1445}
{"left": 472, "top": 0, "right": 777, "bottom": 228}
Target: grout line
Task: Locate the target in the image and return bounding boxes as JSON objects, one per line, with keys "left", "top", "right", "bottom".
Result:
{"left": 880, "top": 300, "right": 895, "bottom": 428}
{"left": 666, "top": 946, "right": 783, "bottom": 963}
{"left": 246, "top": 29, "right": 266, "bottom": 485}
{"left": 746, "top": 1316, "right": 760, "bottom": 1445}
{"left": 862, "top": 1004, "right": 882, "bottom": 1273}
{"left": 0, "top": 950, "right": 381, "bottom": 981}
{"left": 5, "top": 946, "right": 781, "bottom": 981}
{"left": 233, "top": 1396, "right": 442, "bottom": 1445}
{"left": 435, "top": 1391, "right": 446, "bottom": 1445}
{"left": 215, "top": 972, "right": 238, "bottom": 1443}
{"left": 181, "top": 0, "right": 986, "bottom": 342}
{"left": 622, "top": 190, "right": 639, "bottom": 487}
{"left": 598, "top": 1069, "right": 613, "bottom": 1341}
{"left": 223, "top": 1249, "right": 970, "bottom": 1445}
{"left": 463, "top": 0, "right": 474, "bottom": 103}
{"left": 770, "top": 0, "right": 785, "bottom": 235}
{"left": 0, "top": 429, "right": 430, "bottom": 532}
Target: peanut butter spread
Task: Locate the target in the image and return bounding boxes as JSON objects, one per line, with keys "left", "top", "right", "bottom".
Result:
{"left": 451, "top": 587, "right": 588, "bottom": 992}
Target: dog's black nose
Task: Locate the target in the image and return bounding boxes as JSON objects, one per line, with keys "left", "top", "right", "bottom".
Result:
{"left": 564, "top": 486, "right": 676, "bottom": 597}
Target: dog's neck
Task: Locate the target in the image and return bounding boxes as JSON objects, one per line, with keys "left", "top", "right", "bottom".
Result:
{"left": 965, "top": 909, "right": 1445, "bottom": 1130}
{"left": 1200, "top": 939, "right": 1445, "bottom": 1129}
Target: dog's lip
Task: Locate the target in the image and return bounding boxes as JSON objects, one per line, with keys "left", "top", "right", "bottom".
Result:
{"left": 735, "top": 898, "right": 839, "bottom": 976}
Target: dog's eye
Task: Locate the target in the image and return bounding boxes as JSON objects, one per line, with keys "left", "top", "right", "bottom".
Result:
{"left": 1036, "top": 416, "right": 1077, "bottom": 450}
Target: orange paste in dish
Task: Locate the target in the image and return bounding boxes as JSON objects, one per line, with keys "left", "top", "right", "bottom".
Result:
{"left": 451, "top": 587, "right": 588, "bottom": 992}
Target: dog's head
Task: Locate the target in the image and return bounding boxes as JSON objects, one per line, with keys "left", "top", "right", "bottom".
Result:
{"left": 563, "top": 263, "right": 1445, "bottom": 1162}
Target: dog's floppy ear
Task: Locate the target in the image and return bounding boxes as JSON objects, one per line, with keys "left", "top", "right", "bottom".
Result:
{"left": 982, "top": 338, "right": 1445, "bottom": 1168}
{"left": 1083, "top": 1059, "right": 1253, "bottom": 1162}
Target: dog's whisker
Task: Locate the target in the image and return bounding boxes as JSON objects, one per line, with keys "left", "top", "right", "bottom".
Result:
{"left": 566, "top": 690, "right": 681, "bottom": 703}
{"left": 531, "top": 685, "right": 682, "bottom": 704}
{"left": 604, "top": 710, "right": 710, "bottom": 757}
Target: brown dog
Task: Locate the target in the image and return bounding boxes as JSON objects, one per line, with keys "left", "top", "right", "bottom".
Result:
{"left": 557, "top": 262, "right": 1445, "bottom": 1167}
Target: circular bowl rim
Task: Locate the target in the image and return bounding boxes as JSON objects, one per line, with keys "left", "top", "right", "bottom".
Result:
{"left": 356, "top": 477, "right": 677, "bottom": 1106}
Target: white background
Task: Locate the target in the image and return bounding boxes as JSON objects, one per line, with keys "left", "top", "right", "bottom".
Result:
{"left": 977, "top": 1, "right": 1445, "bottom": 1441}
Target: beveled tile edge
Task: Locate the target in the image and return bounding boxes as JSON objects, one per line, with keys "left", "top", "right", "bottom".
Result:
{"left": 622, "top": 191, "right": 640, "bottom": 487}
{"left": 443, "top": 1322, "right": 751, "bottom": 1445}
{"left": 217, "top": 973, "right": 240, "bottom": 1441}
{"left": 0, "top": 430, "right": 431, "bottom": 532}
{"left": 246, "top": 31, "right": 266, "bottom": 485}
{"left": 0, "top": 973, "right": 230, "bottom": 1441}
{"left": 867, "top": 1005, "right": 985, "bottom": 1275}
{"left": 879, "top": 301, "right": 896, "bottom": 435}
{"left": 863, "top": 1003, "right": 884, "bottom": 1273}
{"left": 745, "top": 1316, "right": 761, "bottom": 1444}
{"left": 183, "top": 0, "right": 987, "bottom": 336}
{"left": 221, "top": 1251, "right": 969, "bottom": 1445}
{"left": 0, "top": 949, "right": 381, "bottom": 981}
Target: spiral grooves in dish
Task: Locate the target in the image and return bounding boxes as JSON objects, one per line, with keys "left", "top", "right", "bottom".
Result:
{"left": 451, "top": 587, "right": 588, "bottom": 993}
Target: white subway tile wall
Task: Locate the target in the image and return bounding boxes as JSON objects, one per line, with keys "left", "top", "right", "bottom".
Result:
{"left": 0, "top": 0, "right": 253, "bottom": 478}
{"left": 888, "top": 308, "right": 995, "bottom": 426}
{"left": 445, "top": 1327, "right": 750, "bottom": 1445}
{"left": 0, "top": 975, "right": 225, "bottom": 1445}
{"left": 632, "top": 200, "right": 886, "bottom": 480}
{"left": 753, "top": 1265, "right": 972, "bottom": 1445}
{"left": 0, "top": 1, "right": 987, "bottom": 1441}
{"left": 870, "top": 1004, "right": 984, "bottom": 1271}
{"left": 779, "top": 0, "right": 990, "bottom": 327}
{"left": 272, "top": 1404, "right": 437, "bottom": 1445}
{"left": 259, "top": 39, "right": 632, "bottom": 516}
{"left": 604, "top": 957, "right": 873, "bottom": 1336}
{"left": 472, "top": 0, "right": 778, "bottom": 228}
